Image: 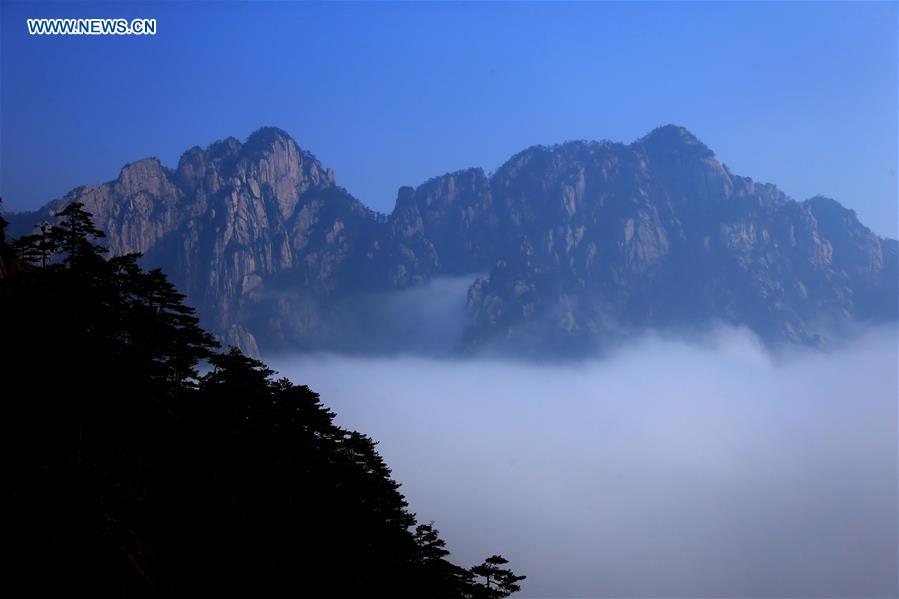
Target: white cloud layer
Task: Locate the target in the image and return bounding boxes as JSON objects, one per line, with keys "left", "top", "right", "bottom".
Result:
{"left": 268, "top": 326, "right": 898, "bottom": 598}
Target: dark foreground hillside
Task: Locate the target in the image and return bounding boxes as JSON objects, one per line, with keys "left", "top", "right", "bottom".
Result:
{"left": 0, "top": 201, "right": 523, "bottom": 598}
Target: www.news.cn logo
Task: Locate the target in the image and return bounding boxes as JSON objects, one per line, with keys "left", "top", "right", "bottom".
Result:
{"left": 27, "top": 18, "right": 157, "bottom": 36}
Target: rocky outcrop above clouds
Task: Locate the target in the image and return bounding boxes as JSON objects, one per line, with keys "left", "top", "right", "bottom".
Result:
{"left": 466, "top": 127, "right": 897, "bottom": 351}
{"left": 8, "top": 125, "right": 896, "bottom": 354}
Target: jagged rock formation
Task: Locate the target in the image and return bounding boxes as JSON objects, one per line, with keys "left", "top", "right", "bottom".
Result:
{"left": 7, "top": 125, "right": 896, "bottom": 354}
{"left": 467, "top": 127, "right": 897, "bottom": 352}
{"left": 8, "top": 128, "right": 443, "bottom": 352}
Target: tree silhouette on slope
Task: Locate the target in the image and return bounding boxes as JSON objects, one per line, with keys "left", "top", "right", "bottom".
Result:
{"left": 471, "top": 555, "right": 527, "bottom": 599}
{"left": 0, "top": 201, "right": 525, "bottom": 598}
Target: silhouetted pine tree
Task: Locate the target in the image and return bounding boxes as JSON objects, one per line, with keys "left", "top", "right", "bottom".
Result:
{"left": 13, "top": 222, "right": 59, "bottom": 268}
{"left": 414, "top": 522, "right": 484, "bottom": 598}
{"left": 50, "top": 201, "right": 107, "bottom": 265}
{"left": 471, "top": 555, "right": 527, "bottom": 599}
{"left": 0, "top": 203, "right": 525, "bottom": 598}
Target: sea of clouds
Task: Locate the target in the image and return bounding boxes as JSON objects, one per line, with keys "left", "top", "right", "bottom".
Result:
{"left": 267, "top": 297, "right": 897, "bottom": 597}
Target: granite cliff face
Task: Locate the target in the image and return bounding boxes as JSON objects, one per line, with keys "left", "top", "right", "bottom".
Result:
{"left": 10, "top": 128, "right": 442, "bottom": 353}
{"left": 8, "top": 125, "right": 896, "bottom": 354}
{"left": 467, "top": 127, "right": 897, "bottom": 352}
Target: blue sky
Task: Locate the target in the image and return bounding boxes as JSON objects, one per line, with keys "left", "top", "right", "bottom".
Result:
{"left": 1, "top": 1, "right": 896, "bottom": 236}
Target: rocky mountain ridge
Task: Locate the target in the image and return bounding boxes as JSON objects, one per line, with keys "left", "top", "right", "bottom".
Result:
{"left": 7, "top": 125, "right": 896, "bottom": 355}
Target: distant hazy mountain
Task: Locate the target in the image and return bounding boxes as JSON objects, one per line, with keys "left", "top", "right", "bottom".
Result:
{"left": 8, "top": 125, "right": 896, "bottom": 354}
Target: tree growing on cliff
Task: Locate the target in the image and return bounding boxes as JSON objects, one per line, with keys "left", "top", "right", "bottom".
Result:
{"left": 471, "top": 555, "right": 527, "bottom": 599}
{"left": 0, "top": 205, "right": 526, "bottom": 598}
{"left": 13, "top": 221, "right": 57, "bottom": 268}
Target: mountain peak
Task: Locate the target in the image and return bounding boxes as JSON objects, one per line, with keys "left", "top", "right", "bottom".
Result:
{"left": 119, "top": 156, "right": 163, "bottom": 175}
{"left": 805, "top": 195, "right": 867, "bottom": 234}
{"left": 206, "top": 136, "right": 242, "bottom": 161}
{"left": 642, "top": 123, "right": 698, "bottom": 141}
{"left": 242, "top": 127, "right": 314, "bottom": 167}
{"left": 117, "top": 158, "right": 168, "bottom": 194}
{"left": 805, "top": 195, "right": 847, "bottom": 211}
{"left": 246, "top": 126, "right": 294, "bottom": 147}
{"left": 12, "top": 125, "right": 895, "bottom": 355}
{"left": 637, "top": 124, "right": 714, "bottom": 158}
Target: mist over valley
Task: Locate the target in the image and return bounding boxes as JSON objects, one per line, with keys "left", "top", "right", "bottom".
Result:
{"left": 269, "top": 326, "right": 898, "bottom": 597}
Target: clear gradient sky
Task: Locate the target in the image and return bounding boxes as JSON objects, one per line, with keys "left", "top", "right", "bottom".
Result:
{"left": 1, "top": 1, "right": 896, "bottom": 236}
